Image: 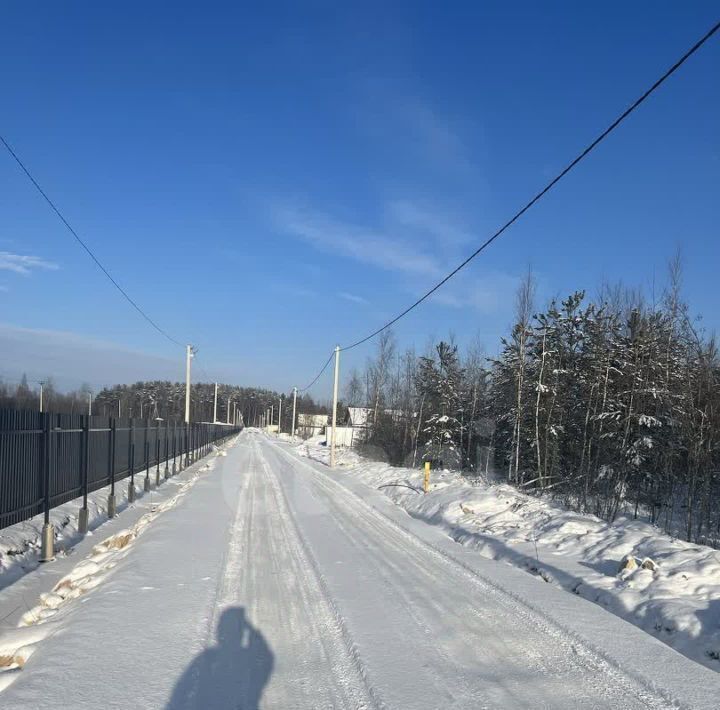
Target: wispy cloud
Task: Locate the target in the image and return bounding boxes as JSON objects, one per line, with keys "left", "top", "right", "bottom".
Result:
{"left": 386, "top": 200, "right": 473, "bottom": 247}
{"left": 0, "top": 251, "right": 59, "bottom": 275}
{"left": 274, "top": 282, "right": 318, "bottom": 299}
{"left": 428, "top": 271, "right": 520, "bottom": 314}
{"left": 355, "top": 86, "right": 479, "bottom": 177}
{"left": 338, "top": 291, "right": 368, "bottom": 305}
{"left": 0, "top": 285, "right": 8, "bottom": 293}
{"left": 273, "top": 206, "right": 441, "bottom": 277}
{"left": 395, "top": 98, "right": 472, "bottom": 172}
{"left": 272, "top": 200, "right": 521, "bottom": 316}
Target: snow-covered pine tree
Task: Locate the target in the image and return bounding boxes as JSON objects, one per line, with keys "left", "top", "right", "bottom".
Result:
{"left": 416, "top": 342, "right": 464, "bottom": 468}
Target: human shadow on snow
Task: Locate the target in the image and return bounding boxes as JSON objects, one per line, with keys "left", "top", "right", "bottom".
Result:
{"left": 166, "top": 607, "right": 274, "bottom": 710}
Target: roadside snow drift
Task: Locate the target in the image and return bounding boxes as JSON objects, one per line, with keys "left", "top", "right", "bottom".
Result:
{"left": 294, "top": 436, "right": 720, "bottom": 672}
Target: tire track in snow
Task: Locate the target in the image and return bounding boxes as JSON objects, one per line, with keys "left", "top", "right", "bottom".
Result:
{"left": 252, "top": 436, "right": 382, "bottom": 709}
{"left": 265, "top": 438, "right": 676, "bottom": 709}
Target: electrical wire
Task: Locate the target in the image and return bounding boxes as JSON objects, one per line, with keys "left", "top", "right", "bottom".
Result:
{"left": 339, "top": 19, "right": 720, "bottom": 352}
{"left": 0, "top": 134, "right": 184, "bottom": 348}
{"left": 298, "top": 350, "right": 335, "bottom": 392}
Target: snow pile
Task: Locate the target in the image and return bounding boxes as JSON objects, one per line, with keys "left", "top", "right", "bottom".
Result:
{"left": 294, "top": 433, "right": 362, "bottom": 467}
{"left": 294, "top": 438, "right": 720, "bottom": 671}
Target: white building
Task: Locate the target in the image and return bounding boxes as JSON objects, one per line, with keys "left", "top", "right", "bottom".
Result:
{"left": 324, "top": 407, "right": 372, "bottom": 448}
{"left": 296, "top": 413, "right": 328, "bottom": 439}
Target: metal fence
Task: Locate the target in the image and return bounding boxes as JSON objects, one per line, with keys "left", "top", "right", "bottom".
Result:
{"left": 0, "top": 407, "right": 241, "bottom": 531}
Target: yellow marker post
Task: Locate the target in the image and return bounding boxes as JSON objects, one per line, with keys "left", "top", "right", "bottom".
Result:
{"left": 424, "top": 461, "right": 431, "bottom": 493}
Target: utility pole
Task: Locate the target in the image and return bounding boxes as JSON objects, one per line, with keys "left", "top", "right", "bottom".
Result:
{"left": 88, "top": 391, "right": 92, "bottom": 416}
{"left": 39, "top": 380, "right": 45, "bottom": 413}
{"left": 278, "top": 396, "right": 283, "bottom": 436}
{"left": 118, "top": 399, "right": 121, "bottom": 418}
{"left": 291, "top": 386, "right": 297, "bottom": 440}
{"left": 227, "top": 395, "right": 231, "bottom": 425}
{"left": 270, "top": 405, "right": 274, "bottom": 431}
{"left": 213, "top": 383, "right": 218, "bottom": 423}
{"left": 185, "top": 345, "right": 195, "bottom": 424}
{"left": 330, "top": 345, "right": 340, "bottom": 468}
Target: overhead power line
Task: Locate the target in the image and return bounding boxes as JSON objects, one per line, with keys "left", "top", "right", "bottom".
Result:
{"left": 338, "top": 18, "right": 720, "bottom": 352}
{"left": 0, "top": 135, "right": 184, "bottom": 348}
{"left": 299, "top": 351, "right": 335, "bottom": 392}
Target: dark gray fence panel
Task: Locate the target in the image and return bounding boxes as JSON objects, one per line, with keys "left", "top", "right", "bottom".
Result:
{"left": 0, "top": 407, "right": 241, "bottom": 531}
{"left": 0, "top": 409, "right": 44, "bottom": 528}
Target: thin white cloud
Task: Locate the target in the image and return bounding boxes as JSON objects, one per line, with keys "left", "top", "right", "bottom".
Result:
{"left": 274, "top": 282, "right": 318, "bottom": 299}
{"left": 274, "top": 206, "right": 441, "bottom": 277}
{"left": 386, "top": 200, "right": 473, "bottom": 247}
{"left": 398, "top": 98, "right": 471, "bottom": 172}
{"left": 269, "top": 195, "right": 525, "bottom": 321}
{"left": 338, "top": 291, "right": 368, "bottom": 305}
{"left": 428, "top": 272, "right": 520, "bottom": 314}
{"left": 0, "top": 251, "right": 59, "bottom": 275}
{"left": 356, "top": 88, "right": 476, "bottom": 175}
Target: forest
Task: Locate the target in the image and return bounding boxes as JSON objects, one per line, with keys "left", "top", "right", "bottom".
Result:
{"left": 342, "top": 256, "right": 720, "bottom": 547}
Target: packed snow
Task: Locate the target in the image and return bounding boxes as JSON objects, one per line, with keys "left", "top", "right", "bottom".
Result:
{"left": 295, "top": 434, "right": 720, "bottom": 672}
{"left": 2, "top": 430, "right": 720, "bottom": 708}
{"left": 0, "top": 438, "right": 237, "bottom": 690}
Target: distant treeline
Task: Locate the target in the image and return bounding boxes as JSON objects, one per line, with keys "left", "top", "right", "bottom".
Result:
{"left": 0, "top": 377, "right": 329, "bottom": 426}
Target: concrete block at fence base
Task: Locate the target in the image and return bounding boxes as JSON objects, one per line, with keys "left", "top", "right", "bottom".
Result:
{"left": 164, "top": 464, "right": 170, "bottom": 480}
{"left": 40, "top": 523, "right": 55, "bottom": 562}
{"left": 78, "top": 506, "right": 89, "bottom": 535}
{"left": 172, "top": 461, "right": 177, "bottom": 476}
{"left": 144, "top": 476, "right": 151, "bottom": 492}
{"left": 155, "top": 469, "right": 161, "bottom": 487}
{"left": 107, "top": 493, "right": 117, "bottom": 518}
{"left": 128, "top": 482, "right": 136, "bottom": 503}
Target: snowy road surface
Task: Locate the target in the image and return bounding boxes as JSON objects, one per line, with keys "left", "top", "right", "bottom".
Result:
{"left": 2, "top": 430, "right": 720, "bottom": 709}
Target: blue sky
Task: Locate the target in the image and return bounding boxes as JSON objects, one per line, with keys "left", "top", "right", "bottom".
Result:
{"left": 1, "top": 2, "right": 718, "bottom": 399}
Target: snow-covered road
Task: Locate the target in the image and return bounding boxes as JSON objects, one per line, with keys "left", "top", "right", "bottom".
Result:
{"left": 2, "top": 430, "right": 720, "bottom": 709}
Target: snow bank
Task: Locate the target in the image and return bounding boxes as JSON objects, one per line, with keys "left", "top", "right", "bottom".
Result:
{"left": 0, "top": 436, "right": 239, "bottom": 690}
{"left": 294, "top": 438, "right": 720, "bottom": 672}
{"left": 0, "top": 438, "right": 238, "bottom": 590}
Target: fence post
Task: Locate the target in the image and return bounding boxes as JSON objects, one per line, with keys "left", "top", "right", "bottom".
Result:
{"left": 185, "top": 424, "right": 190, "bottom": 468}
{"left": 144, "top": 420, "right": 151, "bottom": 492}
{"left": 164, "top": 419, "right": 170, "bottom": 479}
{"left": 40, "top": 412, "right": 55, "bottom": 562}
{"left": 78, "top": 415, "right": 90, "bottom": 534}
{"left": 155, "top": 420, "right": 161, "bottom": 487}
{"left": 128, "top": 419, "right": 136, "bottom": 503}
{"left": 172, "top": 421, "right": 177, "bottom": 475}
{"left": 108, "top": 417, "right": 117, "bottom": 518}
